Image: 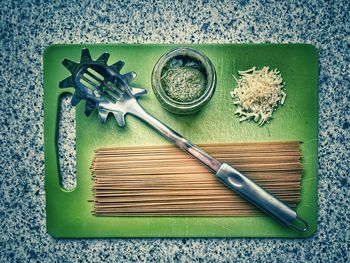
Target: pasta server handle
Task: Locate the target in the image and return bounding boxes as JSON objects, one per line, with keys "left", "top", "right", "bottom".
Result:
{"left": 216, "top": 163, "right": 308, "bottom": 231}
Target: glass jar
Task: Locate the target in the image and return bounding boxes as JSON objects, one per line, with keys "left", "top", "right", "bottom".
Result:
{"left": 151, "top": 47, "right": 216, "bottom": 115}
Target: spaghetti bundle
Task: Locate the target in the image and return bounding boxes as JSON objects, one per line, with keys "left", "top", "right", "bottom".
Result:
{"left": 91, "top": 141, "right": 302, "bottom": 216}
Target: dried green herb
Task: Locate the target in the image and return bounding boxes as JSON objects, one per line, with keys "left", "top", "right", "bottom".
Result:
{"left": 161, "top": 65, "right": 207, "bottom": 102}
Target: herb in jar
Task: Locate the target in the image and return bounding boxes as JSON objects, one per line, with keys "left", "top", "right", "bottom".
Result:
{"left": 161, "top": 63, "right": 207, "bottom": 103}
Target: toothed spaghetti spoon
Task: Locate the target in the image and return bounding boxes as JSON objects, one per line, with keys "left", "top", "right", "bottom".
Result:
{"left": 59, "top": 48, "right": 308, "bottom": 232}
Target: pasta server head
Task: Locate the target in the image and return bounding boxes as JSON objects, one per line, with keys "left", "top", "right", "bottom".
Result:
{"left": 59, "top": 48, "right": 147, "bottom": 126}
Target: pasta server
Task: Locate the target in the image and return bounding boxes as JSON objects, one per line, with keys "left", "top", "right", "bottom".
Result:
{"left": 59, "top": 48, "right": 308, "bottom": 232}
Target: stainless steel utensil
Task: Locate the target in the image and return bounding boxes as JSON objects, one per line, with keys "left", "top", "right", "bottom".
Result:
{"left": 59, "top": 48, "right": 308, "bottom": 232}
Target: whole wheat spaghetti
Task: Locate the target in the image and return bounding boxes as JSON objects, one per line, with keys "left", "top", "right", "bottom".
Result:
{"left": 91, "top": 141, "right": 302, "bottom": 216}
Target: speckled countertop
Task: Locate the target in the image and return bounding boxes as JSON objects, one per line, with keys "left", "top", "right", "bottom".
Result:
{"left": 1, "top": 0, "right": 349, "bottom": 262}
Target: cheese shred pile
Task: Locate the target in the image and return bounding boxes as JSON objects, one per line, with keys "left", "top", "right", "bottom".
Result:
{"left": 230, "top": 66, "right": 286, "bottom": 126}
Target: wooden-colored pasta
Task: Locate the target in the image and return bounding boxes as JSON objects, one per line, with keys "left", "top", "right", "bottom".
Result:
{"left": 92, "top": 141, "right": 302, "bottom": 216}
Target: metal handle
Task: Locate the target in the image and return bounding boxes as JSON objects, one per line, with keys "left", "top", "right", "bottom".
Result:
{"left": 216, "top": 163, "right": 308, "bottom": 231}
{"left": 128, "top": 102, "right": 221, "bottom": 172}
{"left": 129, "top": 103, "right": 308, "bottom": 232}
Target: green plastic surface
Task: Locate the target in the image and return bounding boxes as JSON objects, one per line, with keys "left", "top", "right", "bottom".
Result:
{"left": 44, "top": 44, "right": 318, "bottom": 238}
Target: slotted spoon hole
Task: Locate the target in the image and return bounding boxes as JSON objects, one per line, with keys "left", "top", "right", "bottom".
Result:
{"left": 80, "top": 75, "right": 99, "bottom": 90}
{"left": 78, "top": 67, "right": 105, "bottom": 91}
{"left": 83, "top": 71, "right": 102, "bottom": 87}
{"left": 79, "top": 78, "right": 96, "bottom": 91}
{"left": 105, "top": 81, "right": 124, "bottom": 95}
{"left": 86, "top": 67, "right": 125, "bottom": 101}
{"left": 87, "top": 67, "right": 105, "bottom": 82}
{"left": 104, "top": 90, "right": 120, "bottom": 102}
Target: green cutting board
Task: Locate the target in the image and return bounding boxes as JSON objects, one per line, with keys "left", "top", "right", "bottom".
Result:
{"left": 44, "top": 44, "right": 318, "bottom": 238}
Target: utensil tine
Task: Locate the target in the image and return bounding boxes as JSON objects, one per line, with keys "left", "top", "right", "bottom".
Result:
{"left": 98, "top": 109, "right": 109, "bottom": 123}
{"left": 123, "top": 72, "right": 137, "bottom": 83}
{"left": 111, "top": 60, "right": 125, "bottom": 71}
{"left": 59, "top": 76, "right": 73, "bottom": 89}
{"left": 62, "top": 59, "right": 78, "bottom": 73}
{"left": 81, "top": 48, "right": 92, "bottom": 62}
{"left": 131, "top": 88, "right": 147, "bottom": 98}
{"left": 96, "top": 53, "right": 110, "bottom": 64}
{"left": 113, "top": 112, "right": 126, "bottom": 127}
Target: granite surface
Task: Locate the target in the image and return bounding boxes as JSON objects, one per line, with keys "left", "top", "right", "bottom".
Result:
{"left": 1, "top": 0, "right": 349, "bottom": 262}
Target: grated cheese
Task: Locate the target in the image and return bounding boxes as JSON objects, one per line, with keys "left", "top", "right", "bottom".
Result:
{"left": 230, "top": 66, "right": 286, "bottom": 126}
